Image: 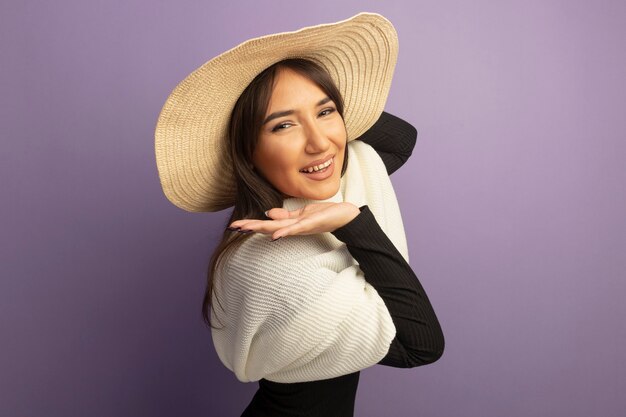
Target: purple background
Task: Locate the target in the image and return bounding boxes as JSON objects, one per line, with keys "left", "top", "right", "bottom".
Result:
{"left": 2, "top": 0, "right": 625, "bottom": 416}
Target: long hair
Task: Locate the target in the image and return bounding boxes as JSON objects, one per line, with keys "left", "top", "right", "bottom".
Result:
{"left": 202, "top": 58, "right": 349, "bottom": 329}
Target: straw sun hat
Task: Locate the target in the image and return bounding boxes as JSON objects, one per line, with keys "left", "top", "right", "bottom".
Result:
{"left": 154, "top": 12, "right": 399, "bottom": 212}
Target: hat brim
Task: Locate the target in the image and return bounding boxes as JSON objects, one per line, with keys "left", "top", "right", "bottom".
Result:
{"left": 155, "top": 12, "right": 399, "bottom": 212}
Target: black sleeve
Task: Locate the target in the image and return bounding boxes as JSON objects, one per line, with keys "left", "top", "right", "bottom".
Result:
{"left": 354, "top": 111, "right": 418, "bottom": 176}
{"left": 331, "top": 205, "right": 444, "bottom": 368}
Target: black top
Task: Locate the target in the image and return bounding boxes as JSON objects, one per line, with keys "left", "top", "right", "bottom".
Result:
{"left": 240, "top": 112, "right": 445, "bottom": 417}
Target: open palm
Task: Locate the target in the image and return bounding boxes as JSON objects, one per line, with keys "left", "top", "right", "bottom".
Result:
{"left": 229, "top": 202, "right": 360, "bottom": 241}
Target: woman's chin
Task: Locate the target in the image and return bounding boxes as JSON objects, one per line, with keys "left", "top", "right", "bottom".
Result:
{"left": 303, "top": 181, "right": 341, "bottom": 200}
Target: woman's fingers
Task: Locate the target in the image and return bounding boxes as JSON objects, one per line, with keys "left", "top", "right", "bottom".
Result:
{"left": 228, "top": 216, "right": 319, "bottom": 240}
{"left": 231, "top": 207, "right": 303, "bottom": 227}
{"left": 233, "top": 203, "right": 329, "bottom": 227}
{"left": 229, "top": 218, "right": 297, "bottom": 234}
{"left": 229, "top": 202, "right": 355, "bottom": 239}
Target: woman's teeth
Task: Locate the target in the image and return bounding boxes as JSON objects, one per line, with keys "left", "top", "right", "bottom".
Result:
{"left": 300, "top": 157, "right": 333, "bottom": 173}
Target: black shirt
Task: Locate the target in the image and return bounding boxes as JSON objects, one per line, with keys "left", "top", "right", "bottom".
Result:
{"left": 240, "top": 112, "right": 445, "bottom": 417}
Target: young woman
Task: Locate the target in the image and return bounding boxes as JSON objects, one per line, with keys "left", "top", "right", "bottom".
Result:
{"left": 155, "top": 13, "right": 444, "bottom": 417}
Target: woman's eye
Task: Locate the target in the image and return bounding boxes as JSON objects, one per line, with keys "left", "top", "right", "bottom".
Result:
{"left": 271, "top": 108, "right": 335, "bottom": 132}
{"left": 271, "top": 122, "right": 291, "bottom": 132}
{"left": 320, "top": 107, "right": 336, "bottom": 117}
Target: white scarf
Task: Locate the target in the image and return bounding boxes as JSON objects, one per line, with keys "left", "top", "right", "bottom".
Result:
{"left": 211, "top": 139, "right": 409, "bottom": 383}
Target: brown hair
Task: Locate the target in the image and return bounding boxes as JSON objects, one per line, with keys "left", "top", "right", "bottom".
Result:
{"left": 202, "top": 58, "right": 348, "bottom": 329}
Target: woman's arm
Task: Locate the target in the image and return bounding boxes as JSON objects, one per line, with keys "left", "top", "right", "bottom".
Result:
{"left": 331, "top": 204, "right": 444, "bottom": 368}
{"left": 355, "top": 111, "right": 418, "bottom": 176}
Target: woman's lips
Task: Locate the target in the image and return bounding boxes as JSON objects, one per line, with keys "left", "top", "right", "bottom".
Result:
{"left": 299, "top": 156, "right": 334, "bottom": 181}
{"left": 300, "top": 154, "right": 334, "bottom": 171}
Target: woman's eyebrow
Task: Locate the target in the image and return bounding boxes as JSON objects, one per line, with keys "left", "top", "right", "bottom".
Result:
{"left": 262, "top": 97, "right": 332, "bottom": 125}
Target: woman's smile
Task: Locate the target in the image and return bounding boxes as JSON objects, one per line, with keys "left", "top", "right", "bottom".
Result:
{"left": 299, "top": 156, "right": 335, "bottom": 180}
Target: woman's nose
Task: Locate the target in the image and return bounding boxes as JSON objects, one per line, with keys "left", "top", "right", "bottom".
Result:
{"left": 304, "top": 121, "right": 331, "bottom": 153}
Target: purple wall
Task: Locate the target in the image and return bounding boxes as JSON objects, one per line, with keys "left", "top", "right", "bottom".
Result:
{"left": 2, "top": 0, "right": 625, "bottom": 416}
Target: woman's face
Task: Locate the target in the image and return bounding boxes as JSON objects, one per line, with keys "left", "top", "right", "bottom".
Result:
{"left": 252, "top": 67, "right": 347, "bottom": 200}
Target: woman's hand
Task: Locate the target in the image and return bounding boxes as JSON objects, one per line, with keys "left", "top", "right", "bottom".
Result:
{"left": 228, "top": 202, "right": 360, "bottom": 241}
